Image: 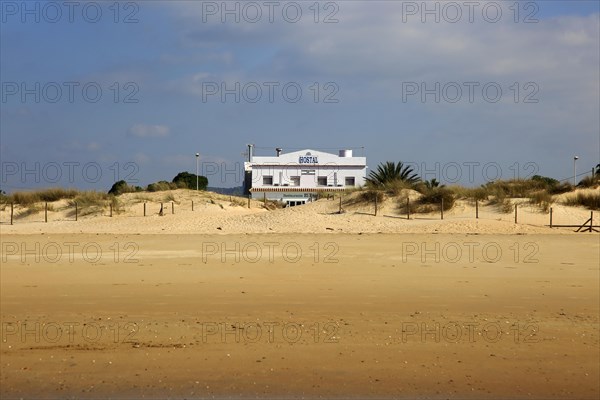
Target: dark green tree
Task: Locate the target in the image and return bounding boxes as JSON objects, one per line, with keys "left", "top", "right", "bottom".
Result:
{"left": 172, "top": 172, "right": 208, "bottom": 190}
{"left": 108, "top": 180, "right": 133, "bottom": 195}
{"left": 531, "top": 175, "right": 559, "bottom": 188}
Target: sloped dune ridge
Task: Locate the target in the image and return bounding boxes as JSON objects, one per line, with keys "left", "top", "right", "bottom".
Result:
{"left": 1, "top": 188, "right": 598, "bottom": 234}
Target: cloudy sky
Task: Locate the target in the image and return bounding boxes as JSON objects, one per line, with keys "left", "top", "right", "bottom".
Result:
{"left": 1, "top": 0, "right": 599, "bottom": 191}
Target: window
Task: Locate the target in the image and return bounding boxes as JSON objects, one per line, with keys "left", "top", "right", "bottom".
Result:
{"left": 290, "top": 176, "right": 300, "bottom": 186}
{"left": 345, "top": 177, "right": 355, "bottom": 186}
{"left": 263, "top": 175, "right": 273, "bottom": 185}
{"left": 301, "top": 170, "right": 315, "bottom": 175}
{"left": 317, "top": 176, "right": 328, "bottom": 186}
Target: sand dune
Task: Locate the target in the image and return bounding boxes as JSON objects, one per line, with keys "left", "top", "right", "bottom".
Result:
{"left": 1, "top": 188, "right": 598, "bottom": 235}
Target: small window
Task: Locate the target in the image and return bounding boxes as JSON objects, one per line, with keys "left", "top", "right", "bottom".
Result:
{"left": 345, "top": 177, "right": 355, "bottom": 186}
{"left": 317, "top": 176, "right": 328, "bottom": 186}
{"left": 263, "top": 176, "right": 273, "bottom": 185}
{"left": 290, "top": 176, "right": 300, "bottom": 186}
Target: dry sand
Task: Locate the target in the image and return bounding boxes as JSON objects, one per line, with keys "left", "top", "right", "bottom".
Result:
{"left": 1, "top": 188, "right": 598, "bottom": 235}
{"left": 1, "top": 190, "right": 599, "bottom": 398}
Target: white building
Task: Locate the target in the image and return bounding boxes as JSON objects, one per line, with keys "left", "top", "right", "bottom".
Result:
{"left": 245, "top": 148, "right": 367, "bottom": 206}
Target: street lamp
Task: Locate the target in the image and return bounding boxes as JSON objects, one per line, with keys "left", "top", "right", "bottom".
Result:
{"left": 573, "top": 156, "right": 579, "bottom": 186}
{"left": 195, "top": 153, "right": 200, "bottom": 191}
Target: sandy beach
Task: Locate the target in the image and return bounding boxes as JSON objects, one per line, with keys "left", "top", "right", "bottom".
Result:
{"left": 1, "top": 192, "right": 599, "bottom": 399}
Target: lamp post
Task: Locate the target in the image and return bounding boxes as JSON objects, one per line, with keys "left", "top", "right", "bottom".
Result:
{"left": 573, "top": 156, "right": 579, "bottom": 186}
{"left": 195, "top": 153, "right": 200, "bottom": 191}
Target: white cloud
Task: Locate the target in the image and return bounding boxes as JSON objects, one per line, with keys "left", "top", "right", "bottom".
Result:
{"left": 129, "top": 124, "right": 171, "bottom": 138}
{"left": 164, "top": 2, "right": 598, "bottom": 95}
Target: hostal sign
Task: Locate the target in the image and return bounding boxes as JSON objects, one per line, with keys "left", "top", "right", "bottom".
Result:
{"left": 298, "top": 154, "right": 318, "bottom": 164}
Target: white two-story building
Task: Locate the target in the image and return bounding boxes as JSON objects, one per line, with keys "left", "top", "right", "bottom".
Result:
{"left": 245, "top": 148, "right": 367, "bottom": 206}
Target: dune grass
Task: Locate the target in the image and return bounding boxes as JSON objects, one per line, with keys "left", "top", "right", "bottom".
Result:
{"left": 562, "top": 192, "right": 600, "bottom": 210}
{"left": 162, "top": 193, "right": 177, "bottom": 203}
{"left": 6, "top": 188, "right": 79, "bottom": 206}
{"left": 67, "top": 191, "right": 114, "bottom": 217}
{"left": 578, "top": 175, "right": 600, "bottom": 189}
{"left": 230, "top": 198, "right": 247, "bottom": 207}
{"left": 528, "top": 191, "right": 553, "bottom": 212}
{"left": 15, "top": 204, "right": 42, "bottom": 219}
{"left": 348, "top": 178, "right": 576, "bottom": 214}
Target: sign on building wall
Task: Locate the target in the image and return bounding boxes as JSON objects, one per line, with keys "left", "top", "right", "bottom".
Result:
{"left": 298, "top": 155, "right": 319, "bottom": 164}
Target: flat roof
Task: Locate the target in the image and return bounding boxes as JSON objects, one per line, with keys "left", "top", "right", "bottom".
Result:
{"left": 250, "top": 163, "right": 366, "bottom": 167}
{"left": 250, "top": 187, "right": 348, "bottom": 192}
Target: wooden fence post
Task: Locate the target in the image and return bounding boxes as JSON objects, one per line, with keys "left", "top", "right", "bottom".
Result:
{"left": 10, "top": 203, "right": 14, "bottom": 225}
{"left": 407, "top": 198, "right": 410, "bottom": 220}
{"left": 143, "top": 202, "right": 146, "bottom": 217}
{"left": 248, "top": 195, "right": 251, "bottom": 209}
{"left": 339, "top": 195, "right": 342, "bottom": 213}
{"left": 514, "top": 204, "right": 518, "bottom": 224}
{"left": 110, "top": 203, "right": 113, "bottom": 217}
{"left": 45, "top": 202, "right": 48, "bottom": 223}
{"left": 192, "top": 200, "right": 194, "bottom": 211}
{"left": 441, "top": 198, "right": 444, "bottom": 220}
{"left": 172, "top": 201, "right": 174, "bottom": 214}
{"left": 263, "top": 193, "right": 266, "bottom": 206}
{"left": 590, "top": 211, "right": 594, "bottom": 231}
{"left": 75, "top": 202, "right": 78, "bottom": 221}
{"left": 549, "top": 207, "right": 553, "bottom": 228}
{"left": 374, "top": 194, "right": 378, "bottom": 216}
{"left": 476, "top": 200, "right": 479, "bottom": 219}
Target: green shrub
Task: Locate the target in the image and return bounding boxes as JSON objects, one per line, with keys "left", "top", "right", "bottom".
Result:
{"left": 548, "top": 182, "right": 573, "bottom": 195}
{"left": 108, "top": 180, "right": 138, "bottom": 195}
{"left": 147, "top": 181, "right": 177, "bottom": 192}
{"left": 396, "top": 195, "right": 418, "bottom": 214}
{"left": 531, "top": 175, "right": 559, "bottom": 188}
{"left": 358, "top": 190, "right": 384, "bottom": 204}
{"left": 418, "top": 187, "right": 455, "bottom": 211}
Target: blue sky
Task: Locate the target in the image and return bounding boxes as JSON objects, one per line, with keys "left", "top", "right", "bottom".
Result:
{"left": 1, "top": 0, "right": 599, "bottom": 191}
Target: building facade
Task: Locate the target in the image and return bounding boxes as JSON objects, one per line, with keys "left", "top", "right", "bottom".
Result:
{"left": 245, "top": 148, "right": 367, "bottom": 206}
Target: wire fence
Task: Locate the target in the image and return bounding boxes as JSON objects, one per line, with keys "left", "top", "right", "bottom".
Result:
{"left": 340, "top": 196, "right": 598, "bottom": 232}
{"left": 0, "top": 197, "right": 251, "bottom": 225}
{"left": 1, "top": 196, "right": 598, "bottom": 232}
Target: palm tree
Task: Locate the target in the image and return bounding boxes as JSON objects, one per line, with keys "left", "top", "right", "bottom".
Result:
{"left": 366, "top": 161, "right": 420, "bottom": 186}
{"left": 424, "top": 178, "right": 445, "bottom": 189}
